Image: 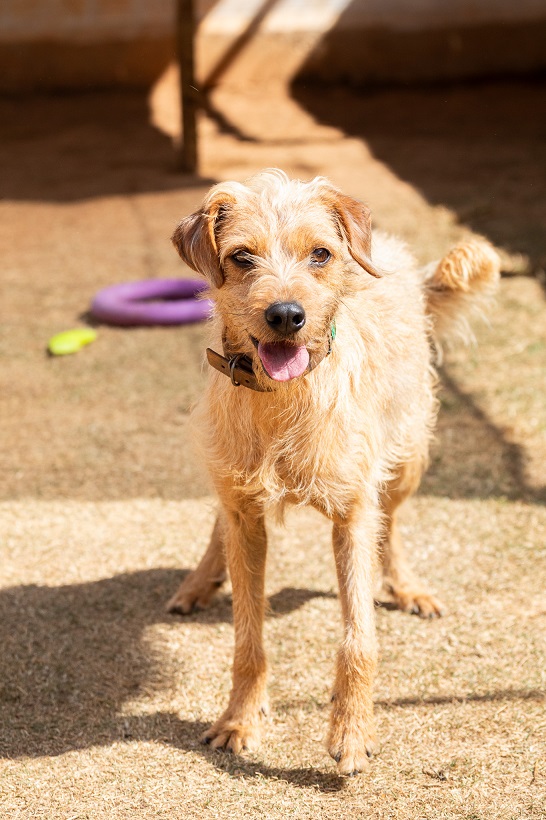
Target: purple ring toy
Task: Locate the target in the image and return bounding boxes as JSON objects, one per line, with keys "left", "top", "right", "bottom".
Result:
{"left": 90, "top": 279, "right": 212, "bottom": 326}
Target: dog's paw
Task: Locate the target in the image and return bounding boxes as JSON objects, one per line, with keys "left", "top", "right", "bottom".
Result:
{"left": 327, "top": 716, "right": 378, "bottom": 776}
{"left": 201, "top": 708, "right": 266, "bottom": 754}
{"left": 166, "top": 572, "right": 224, "bottom": 614}
{"left": 387, "top": 584, "right": 445, "bottom": 619}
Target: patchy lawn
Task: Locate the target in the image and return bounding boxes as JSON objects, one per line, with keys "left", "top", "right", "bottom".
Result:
{"left": 1, "top": 78, "right": 545, "bottom": 819}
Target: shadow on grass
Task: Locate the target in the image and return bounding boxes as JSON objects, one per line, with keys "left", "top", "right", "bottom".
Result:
{"left": 376, "top": 688, "right": 545, "bottom": 710}
{"left": 200, "top": 753, "right": 346, "bottom": 793}
{"left": 1, "top": 567, "right": 543, "bottom": 791}
{"left": 0, "top": 570, "right": 329, "bottom": 763}
{"left": 0, "top": 91, "right": 214, "bottom": 203}
{"left": 421, "top": 369, "right": 546, "bottom": 503}
{"left": 100, "top": 714, "right": 347, "bottom": 793}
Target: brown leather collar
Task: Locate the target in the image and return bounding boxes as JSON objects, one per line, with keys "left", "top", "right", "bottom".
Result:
{"left": 206, "top": 323, "right": 336, "bottom": 392}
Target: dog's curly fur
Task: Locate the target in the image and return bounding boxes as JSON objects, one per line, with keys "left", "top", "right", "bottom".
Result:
{"left": 168, "top": 169, "right": 499, "bottom": 775}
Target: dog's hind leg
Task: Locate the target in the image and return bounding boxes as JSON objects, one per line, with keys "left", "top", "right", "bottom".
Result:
{"left": 166, "top": 513, "right": 227, "bottom": 614}
{"left": 379, "top": 461, "right": 444, "bottom": 618}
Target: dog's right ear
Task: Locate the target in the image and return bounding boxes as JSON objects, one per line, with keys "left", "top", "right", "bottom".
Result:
{"left": 171, "top": 193, "right": 235, "bottom": 288}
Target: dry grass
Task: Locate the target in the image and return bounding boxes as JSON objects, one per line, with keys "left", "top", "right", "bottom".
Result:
{"left": 2, "top": 494, "right": 545, "bottom": 819}
{"left": 1, "top": 78, "right": 545, "bottom": 818}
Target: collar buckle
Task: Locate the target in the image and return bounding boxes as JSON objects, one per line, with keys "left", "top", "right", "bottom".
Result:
{"left": 229, "top": 354, "right": 244, "bottom": 386}
{"left": 207, "top": 320, "right": 337, "bottom": 392}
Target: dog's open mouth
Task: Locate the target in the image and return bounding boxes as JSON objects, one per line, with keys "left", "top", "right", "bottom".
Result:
{"left": 256, "top": 340, "right": 310, "bottom": 382}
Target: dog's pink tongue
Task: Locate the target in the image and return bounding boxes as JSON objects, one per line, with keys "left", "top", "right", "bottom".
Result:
{"left": 258, "top": 342, "right": 310, "bottom": 381}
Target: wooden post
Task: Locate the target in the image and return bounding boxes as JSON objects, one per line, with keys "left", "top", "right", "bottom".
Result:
{"left": 176, "top": 0, "right": 198, "bottom": 173}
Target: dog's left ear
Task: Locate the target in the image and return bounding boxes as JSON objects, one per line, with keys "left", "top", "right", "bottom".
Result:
{"left": 329, "top": 192, "right": 381, "bottom": 278}
{"left": 171, "top": 193, "right": 234, "bottom": 288}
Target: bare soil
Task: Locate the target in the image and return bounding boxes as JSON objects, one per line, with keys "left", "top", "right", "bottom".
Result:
{"left": 1, "top": 73, "right": 545, "bottom": 819}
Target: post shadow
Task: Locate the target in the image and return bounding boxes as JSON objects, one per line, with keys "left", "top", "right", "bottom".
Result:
{"left": 0, "top": 90, "right": 213, "bottom": 204}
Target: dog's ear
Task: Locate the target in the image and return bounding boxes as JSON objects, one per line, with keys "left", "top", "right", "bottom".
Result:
{"left": 171, "top": 194, "right": 234, "bottom": 288}
{"left": 328, "top": 191, "right": 381, "bottom": 278}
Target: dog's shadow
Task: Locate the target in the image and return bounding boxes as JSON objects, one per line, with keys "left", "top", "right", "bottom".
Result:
{"left": 2, "top": 568, "right": 543, "bottom": 792}
{"left": 0, "top": 568, "right": 344, "bottom": 790}
{"left": 421, "top": 370, "right": 546, "bottom": 503}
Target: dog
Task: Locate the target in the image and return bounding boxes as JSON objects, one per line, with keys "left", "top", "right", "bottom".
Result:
{"left": 168, "top": 169, "right": 499, "bottom": 775}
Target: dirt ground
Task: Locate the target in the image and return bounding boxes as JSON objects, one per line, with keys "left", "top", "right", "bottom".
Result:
{"left": 1, "top": 70, "right": 545, "bottom": 819}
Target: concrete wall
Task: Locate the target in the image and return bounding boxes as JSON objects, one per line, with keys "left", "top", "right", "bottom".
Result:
{"left": 0, "top": 0, "right": 174, "bottom": 41}
{"left": 1, "top": 0, "right": 545, "bottom": 91}
{"left": 201, "top": 0, "right": 546, "bottom": 33}
{"left": 0, "top": 0, "right": 177, "bottom": 90}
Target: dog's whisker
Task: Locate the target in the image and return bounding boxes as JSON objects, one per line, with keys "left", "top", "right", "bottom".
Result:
{"left": 223, "top": 311, "right": 252, "bottom": 318}
{"left": 339, "top": 298, "right": 360, "bottom": 325}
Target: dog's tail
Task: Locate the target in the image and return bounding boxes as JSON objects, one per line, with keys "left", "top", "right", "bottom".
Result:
{"left": 423, "top": 239, "right": 500, "bottom": 349}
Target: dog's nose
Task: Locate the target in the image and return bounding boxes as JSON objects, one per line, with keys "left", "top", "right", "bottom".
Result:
{"left": 265, "top": 302, "right": 306, "bottom": 335}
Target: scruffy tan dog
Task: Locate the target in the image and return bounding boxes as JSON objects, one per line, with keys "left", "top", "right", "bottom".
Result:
{"left": 168, "top": 169, "right": 499, "bottom": 775}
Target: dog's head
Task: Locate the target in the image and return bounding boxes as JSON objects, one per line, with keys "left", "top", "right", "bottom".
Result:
{"left": 172, "top": 169, "right": 381, "bottom": 385}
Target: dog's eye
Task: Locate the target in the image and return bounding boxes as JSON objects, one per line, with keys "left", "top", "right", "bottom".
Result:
{"left": 310, "top": 248, "right": 331, "bottom": 266}
{"left": 231, "top": 250, "right": 253, "bottom": 268}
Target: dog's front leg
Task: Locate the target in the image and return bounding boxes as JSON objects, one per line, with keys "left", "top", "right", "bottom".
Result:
{"left": 328, "top": 505, "right": 380, "bottom": 775}
{"left": 202, "top": 496, "right": 268, "bottom": 754}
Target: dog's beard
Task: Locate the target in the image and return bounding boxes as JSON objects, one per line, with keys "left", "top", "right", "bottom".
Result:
{"left": 257, "top": 341, "right": 310, "bottom": 382}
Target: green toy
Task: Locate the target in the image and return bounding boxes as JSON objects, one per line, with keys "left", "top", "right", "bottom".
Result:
{"left": 48, "top": 328, "right": 97, "bottom": 356}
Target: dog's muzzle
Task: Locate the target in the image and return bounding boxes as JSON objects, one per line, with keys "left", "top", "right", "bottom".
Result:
{"left": 206, "top": 322, "right": 336, "bottom": 392}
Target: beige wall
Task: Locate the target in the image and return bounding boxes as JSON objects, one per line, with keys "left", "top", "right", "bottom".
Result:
{"left": 0, "top": 0, "right": 180, "bottom": 91}
{"left": 3, "top": 0, "right": 545, "bottom": 41}
{"left": 1, "top": 0, "right": 546, "bottom": 91}
{"left": 0, "top": 0, "right": 175, "bottom": 42}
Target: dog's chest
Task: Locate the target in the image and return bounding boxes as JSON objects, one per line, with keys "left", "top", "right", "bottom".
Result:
{"left": 241, "top": 400, "right": 370, "bottom": 512}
